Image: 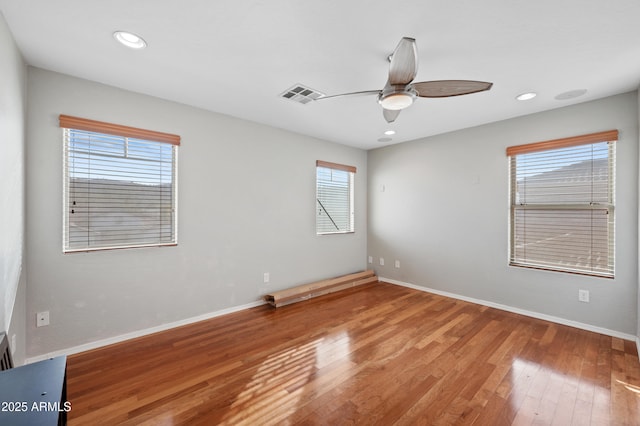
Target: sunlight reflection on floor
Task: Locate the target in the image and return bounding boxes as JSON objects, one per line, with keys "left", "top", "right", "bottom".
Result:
{"left": 220, "top": 332, "right": 352, "bottom": 425}
{"left": 617, "top": 379, "right": 640, "bottom": 396}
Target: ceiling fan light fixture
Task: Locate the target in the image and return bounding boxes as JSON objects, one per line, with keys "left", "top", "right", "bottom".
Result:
{"left": 113, "top": 31, "right": 147, "bottom": 49}
{"left": 379, "top": 92, "right": 415, "bottom": 110}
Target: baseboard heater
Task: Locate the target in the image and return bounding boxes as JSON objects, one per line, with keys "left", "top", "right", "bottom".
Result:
{"left": 264, "top": 270, "right": 378, "bottom": 308}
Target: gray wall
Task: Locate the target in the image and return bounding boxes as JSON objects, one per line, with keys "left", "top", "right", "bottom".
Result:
{"left": 368, "top": 92, "right": 639, "bottom": 335}
{"left": 0, "top": 12, "right": 26, "bottom": 364}
{"left": 25, "top": 67, "right": 367, "bottom": 358}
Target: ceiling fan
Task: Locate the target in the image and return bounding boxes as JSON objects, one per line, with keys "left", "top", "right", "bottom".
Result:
{"left": 316, "top": 37, "right": 493, "bottom": 123}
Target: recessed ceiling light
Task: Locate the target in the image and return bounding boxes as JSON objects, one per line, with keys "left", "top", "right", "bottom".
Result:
{"left": 384, "top": 130, "right": 396, "bottom": 136}
{"left": 516, "top": 92, "right": 537, "bottom": 101}
{"left": 113, "top": 31, "right": 147, "bottom": 49}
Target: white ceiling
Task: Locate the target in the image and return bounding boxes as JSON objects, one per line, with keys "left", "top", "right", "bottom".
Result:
{"left": 1, "top": 0, "right": 639, "bottom": 150}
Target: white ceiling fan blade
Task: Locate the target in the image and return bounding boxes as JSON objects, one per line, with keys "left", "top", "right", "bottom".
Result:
{"left": 388, "top": 37, "right": 418, "bottom": 86}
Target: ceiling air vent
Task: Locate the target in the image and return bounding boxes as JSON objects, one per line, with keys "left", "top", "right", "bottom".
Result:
{"left": 280, "top": 84, "right": 324, "bottom": 105}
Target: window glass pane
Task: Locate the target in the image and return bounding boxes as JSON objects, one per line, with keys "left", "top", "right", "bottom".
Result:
{"left": 509, "top": 140, "right": 614, "bottom": 277}
{"left": 316, "top": 166, "right": 354, "bottom": 234}
{"left": 515, "top": 142, "right": 610, "bottom": 205}
{"left": 512, "top": 208, "right": 612, "bottom": 275}
{"left": 64, "top": 128, "right": 177, "bottom": 252}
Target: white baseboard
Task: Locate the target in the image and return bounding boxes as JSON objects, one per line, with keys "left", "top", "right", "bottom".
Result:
{"left": 381, "top": 277, "right": 638, "bottom": 342}
{"left": 26, "top": 300, "right": 267, "bottom": 364}
{"left": 26, "top": 282, "right": 640, "bottom": 363}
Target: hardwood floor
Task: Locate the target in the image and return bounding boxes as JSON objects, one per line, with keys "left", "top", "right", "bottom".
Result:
{"left": 67, "top": 282, "right": 640, "bottom": 425}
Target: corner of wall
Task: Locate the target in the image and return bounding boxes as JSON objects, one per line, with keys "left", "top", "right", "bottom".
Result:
{"left": 637, "top": 88, "right": 640, "bottom": 347}
{"left": 7, "top": 271, "right": 26, "bottom": 366}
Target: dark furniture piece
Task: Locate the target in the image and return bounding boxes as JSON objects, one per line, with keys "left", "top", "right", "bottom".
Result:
{"left": 0, "top": 356, "right": 68, "bottom": 425}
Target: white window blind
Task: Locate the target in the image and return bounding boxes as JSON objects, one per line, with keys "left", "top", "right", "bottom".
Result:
{"left": 60, "top": 115, "right": 179, "bottom": 252}
{"left": 507, "top": 130, "right": 617, "bottom": 278}
{"left": 316, "top": 160, "right": 355, "bottom": 235}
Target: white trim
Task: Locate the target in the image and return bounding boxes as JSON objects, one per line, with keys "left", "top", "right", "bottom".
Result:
{"left": 381, "top": 277, "right": 637, "bottom": 341}
{"left": 25, "top": 300, "right": 267, "bottom": 364}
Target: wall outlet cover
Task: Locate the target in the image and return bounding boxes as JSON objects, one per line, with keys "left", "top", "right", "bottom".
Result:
{"left": 36, "top": 311, "right": 50, "bottom": 327}
{"left": 578, "top": 289, "right": 590, "bottom": 303}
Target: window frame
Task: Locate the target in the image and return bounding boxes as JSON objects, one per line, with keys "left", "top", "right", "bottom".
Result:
{"left": 60, "top": 115, "right": 180, "bottom": 253}
{"left": 315, "top": 160, "right": 356, "bottom": 235}
{"left": 507, "top": 130, "right": 617, "bottom": 278}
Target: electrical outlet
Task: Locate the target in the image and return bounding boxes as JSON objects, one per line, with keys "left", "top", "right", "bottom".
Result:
{"left": 395, "top": 260, "right": 400, "bottom": 268}
{"left": 578, "top": 289, "right": 590, "bottom": 303}
{"left": 379, "top": 257, "right": 384, "bottom": 266}
{"left": 263, "top": 273, "right": 270, "bottom": 283}
{"left": 368, "top": 256, "right": 373, "bottom": 264}
{"left": 37, "top": 311, "right": 50, "bottom": 327}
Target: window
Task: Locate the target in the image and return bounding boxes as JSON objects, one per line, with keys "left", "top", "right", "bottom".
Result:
{"left": 507, "top": 130, "right": 617, "bottom": 278}
{"left": 316, "top": 160, "right": 355, "bottom": 234}
{"left": 60, "top": 115, "right": 180, "bottom": 252}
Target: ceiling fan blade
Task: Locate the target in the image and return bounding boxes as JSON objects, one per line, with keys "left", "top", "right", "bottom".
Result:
{"left": 413, "top": 80, "right": 493, "bottom": 98}
{"left": 388, "top": 37, "right": 418, "bottom": 85}
{"left": 316, "top": 90, "right": 380, "bottom": 100}
{"left": 383, "top": 108, "right": 401, "bottom": 123}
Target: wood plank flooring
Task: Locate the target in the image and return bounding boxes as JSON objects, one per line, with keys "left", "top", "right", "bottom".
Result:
{"left": 66, "top": 282, "right": 640, "bottom": 425}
